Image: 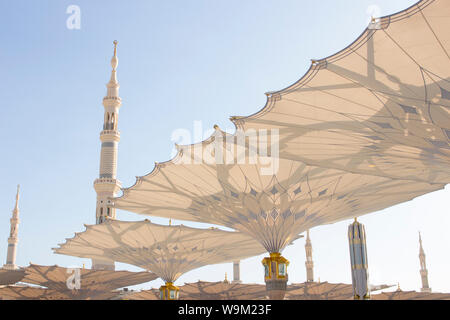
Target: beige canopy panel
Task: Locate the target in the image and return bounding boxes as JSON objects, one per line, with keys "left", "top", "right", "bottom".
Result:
{"left": 124, "top": 281, "right": 392, "bottom": 300}
{"left": 126, "top": 281, "right": 268, "bottom": 300}
{"left": 372, "top": 289, "right": 450, "bottom": 300}
{"left": 124, "top": 288, "right": 160, "bottom": 300}
{"left": 0, "top": 286, "right": 68, "bottom": 300}
{"left": 54, "top": 220, "right": 267, "bottom": 283}
{"left": 178, "top": 281, "right": 267, "bottom": 300}
{"left": 0, "top": 268, "right": 26, "bottom": 286}
{"left": 284, "top": 282, "right": 392, "bottom": 300}
{"left": 231, "top": 0, "right": 450, "bottom": 184}
{"left": 0, "top": 285, "right": 121, "bottom": 300}
{"left": 20, "top": 264, "right": 157, "bottom": 296}
{"left": 113, "top": 132, "right": 443, "bottom": 252}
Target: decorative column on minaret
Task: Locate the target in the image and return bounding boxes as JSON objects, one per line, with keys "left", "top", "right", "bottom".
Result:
{"left": 348, "top": 218, "right": 370, "bottom": 300}
{"left": 305, "top": 230, "right": 314, "bottom": 282}
{"left": 232, "top": 261, "right": 241, "bottom": 283}
{"left": 4, "top": 185, "right": 20, "bottom": 270}
{"left": 419, "top": 232, "right": 431, "bottom": 292}
{"left": 92, "top": 40, "right": 122, "bottom": 271}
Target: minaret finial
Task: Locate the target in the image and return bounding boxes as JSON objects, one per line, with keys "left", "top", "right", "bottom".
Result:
{"left": 113, "top": 40, "right": 118, "bottom": 56}
{"left": 15, "top": 184, "right": 20, "bottom": 210}
{"left": 111, "top": 40, "right": 119, "bottom": 72}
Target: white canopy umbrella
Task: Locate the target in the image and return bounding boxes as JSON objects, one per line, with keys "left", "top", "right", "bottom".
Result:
{"left": 230, "top": 0, "right": 450, "bottom": 184}
{"left": 54, "top": 219, "right": 267, "bottom": 300}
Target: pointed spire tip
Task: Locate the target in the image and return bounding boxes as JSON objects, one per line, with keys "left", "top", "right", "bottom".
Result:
{"left": 110, "top": 40, "right": 119, "bottom": 71}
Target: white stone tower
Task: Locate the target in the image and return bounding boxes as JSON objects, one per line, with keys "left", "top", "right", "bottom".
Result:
{"left": 232, "top": 261, "right": 241, "bottom": 283}
{"left": 305, "top": 229, "right": 314, "bottom": 282}
{"left": 4, "top": 185, "right": 20, "bottom": 270}
{"left": 92, "top": 41, "right": 122, "bottom": 270}
{"left": 418, "top": 232, "right": 431, "bottom": 292}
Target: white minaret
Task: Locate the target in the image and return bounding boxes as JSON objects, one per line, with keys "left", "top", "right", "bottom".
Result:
{"left": 305, "top": 229, "right": 314, "bottom": 282}
{"left": 92, "top": 41, "right": 122, "bottom": 270}
{"left": 4, "top": 185, "right": 20, "bottom": 270}
{"left": 419, "top": 232, "right": 431, "bottom": 292}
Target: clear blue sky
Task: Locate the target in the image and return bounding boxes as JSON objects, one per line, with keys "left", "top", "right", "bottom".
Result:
{"left": 1, "top": 0, "right": 449, "bottom": 293}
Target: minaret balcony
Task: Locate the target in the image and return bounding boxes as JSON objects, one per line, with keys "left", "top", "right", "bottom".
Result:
{"left": 8, "top": 237, "right": 18, "bottom": 244}
{"left": 100, "top": 130, "right": 121, "bottom": 141}
{"left": 103, "top": 96, "right": 122, "bottom": 101}
{"left": 103, "top": 96, "right": 122, "bottom": 108}
{"left": 94, "top": 178, "right": 122, "bottom": 194}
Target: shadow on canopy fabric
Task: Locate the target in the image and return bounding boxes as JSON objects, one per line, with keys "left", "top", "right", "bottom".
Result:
{"left": 121, "top": 281, "right": 394, "bottom": 300}
{"left": 284, "top": 282, "right": 392, "bottom": 300}
{"left": 113, "top": 130, "right": 444, "bottom": 253}
{"left": 125, "top": 281, "right": 268, "bottom": 300}
{"left": 371, "top": 289, "right": 450, "bottom": 300}
{"left": 54, "top": 220, "right": 268, "bottom": 283}
{"left": 0, "top": 268, "right": 26, "bottom": 286}
{"left": 230, "top": 0, "right": 450, "bottom": 184}
{"left": 8, "top": 264, "right": 158, "bottom": 300}
{"left": 0, "top": 286, "right": 68, "bottom": 300}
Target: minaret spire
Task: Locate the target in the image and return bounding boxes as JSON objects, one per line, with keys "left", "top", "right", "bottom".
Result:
{"left": 14, "top": 185, "right": 20, "bottom": 211}
{"left": 305, "top": 229, "right": 314, "bottom": 282}
{"left": 418, "top": 232, "right": 431, "bottom": 292}
{"left": 4, "top": 185, "right": 21, "bottom": 270}
{"left": 92, "top": 41, "right": 123, "bottom": 270}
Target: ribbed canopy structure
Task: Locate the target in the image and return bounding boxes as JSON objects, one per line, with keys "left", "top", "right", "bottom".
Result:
{"left": 127, "top": 281, "right": 268, "bottom": 300}
{"left": 230, "top": 0, "right": 450, "bottom": 184}
{"left": 20, "top": 264, "right": 157, "bottom": 295}
{"left": 1, "top": 264, "right": 157, "bottom": 300}
{"left": 0, "top": 286, "right": 68, "bottom": 300}
{"left": 123, "top": 281, "right": 393, "bottom": 300}
{"left": 372, "top": 289, "right": 450, "bottom": 300}
{"left": 113, "top": 131, "right": 443, "bottom": 253}
{"left": 177, "top": 281, "right": 267, "bottom": 300}
{"left": 284, "top": 282, "right": 392, "bottom": 300}
{"left": 0, "top": 268, "right": 25, "bottom": 286}
{"left": 54, "top": 220, "right": 267, "bottom": 283}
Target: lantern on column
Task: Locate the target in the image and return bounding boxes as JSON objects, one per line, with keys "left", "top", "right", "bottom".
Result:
{"left": 261, "top": 252, "right": 289, "bottom": 299}
{"left": 159, "top": 282, "right": 180, "bottom": 300}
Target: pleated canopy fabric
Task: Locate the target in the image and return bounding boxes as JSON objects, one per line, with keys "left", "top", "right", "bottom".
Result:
{"left": 371, "top": 289, "right": 450, "bottom": 300}
{"left": 123, "top": 281, "right": 393, "bottom": 300}
{"left": 284, "top": 282, "right": 392, "bottom": 300}
{"left": 0, "top": 285, "right": 124, "bottom": 300}
{"left": 126, "top": 281, "right": 268, "bottom": 300}
{"left": 230, "top": 0, "right": 450, "bottom": 184}
{"left": 0, "top": 286, "right": 68, "bottom": 300}
{"left": 113, "top": 131, "right": 444, "bottom": 253}
{"left": 54, "top": 220, "right": 267, "bottom": 283}
{"left": 0, "top": 268, "right": 26, "bottom": 286}
{"left": 20, "top": 264, "right": 157, "bottom": 293}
